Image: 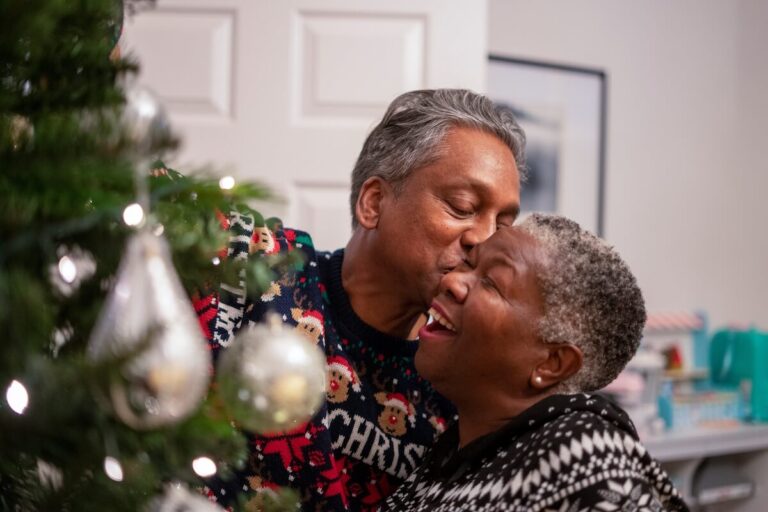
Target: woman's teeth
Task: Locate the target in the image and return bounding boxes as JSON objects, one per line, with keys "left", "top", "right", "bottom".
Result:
{"left": 428, "top": 307, "right": 456, "bottom": 332}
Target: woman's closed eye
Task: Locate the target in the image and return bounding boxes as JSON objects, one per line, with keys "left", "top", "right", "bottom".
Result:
{"left": 480, "top": 276, "right": 501, "bottom": 295}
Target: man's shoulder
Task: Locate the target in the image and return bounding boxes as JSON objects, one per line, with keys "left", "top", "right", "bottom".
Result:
{"left": 207, "top": 213, "right": 337, "bottom": 348}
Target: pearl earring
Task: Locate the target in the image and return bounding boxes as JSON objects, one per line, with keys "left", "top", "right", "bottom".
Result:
{"left": 533, "top": 376, "right": 543, "bottom": 385}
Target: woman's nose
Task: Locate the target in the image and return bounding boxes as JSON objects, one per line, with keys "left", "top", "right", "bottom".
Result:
{"left": 439, "top": 268, "right": 471, "bottom": 304}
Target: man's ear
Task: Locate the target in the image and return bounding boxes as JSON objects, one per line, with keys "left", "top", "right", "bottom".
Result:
{"left": 355, "top": 177, "right": 390, "bottom": 229}
{"left": 530, "top": 344, "right": 583, "bottom": 390}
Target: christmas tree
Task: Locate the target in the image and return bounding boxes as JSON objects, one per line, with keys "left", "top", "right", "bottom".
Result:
{"left": 0, "top": 1, "right": 301, "bottom": 510}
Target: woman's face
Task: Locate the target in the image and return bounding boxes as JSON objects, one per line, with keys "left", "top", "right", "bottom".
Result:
{"left": 415, "top": 227, "right": 549, "bottom": 405}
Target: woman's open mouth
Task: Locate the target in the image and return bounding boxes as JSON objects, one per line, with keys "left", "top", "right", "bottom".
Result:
{"left": 418, "top": 304, "right": 457, "bottom": 341}
{"left": 427, "top": 306, "right": 456, "bottom": 332}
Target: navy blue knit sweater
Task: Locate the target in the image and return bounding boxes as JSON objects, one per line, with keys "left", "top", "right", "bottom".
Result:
{"left": 196, "top": 213, "right": 455, "bottom": 511}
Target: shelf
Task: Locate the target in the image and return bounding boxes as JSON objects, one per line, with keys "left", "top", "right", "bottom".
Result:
{"left": 662, "top": 368, "right": 709, "bottom": 381}
{"left": 642, "top": 423, "right": 768, "bottom": 462}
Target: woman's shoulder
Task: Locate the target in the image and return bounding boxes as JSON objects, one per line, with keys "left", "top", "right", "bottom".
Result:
{"left": 518, "top": 394, "right": 638, "bottom": 445}
{"left": 502, "top": 393, "right": 650, "bottom": 476}
{"left": 509, "top": 397, "right": 688, "bottom": 511}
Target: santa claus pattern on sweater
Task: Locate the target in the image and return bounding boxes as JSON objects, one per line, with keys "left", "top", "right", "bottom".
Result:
{"left": 381, "top": 393, "right": 689, "bottom": 512}
{"left": 196, "top": 213, "right": 455, "bottom": 511}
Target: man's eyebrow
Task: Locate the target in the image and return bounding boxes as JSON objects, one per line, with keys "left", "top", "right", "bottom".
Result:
{"left": 500, "top": 205, "right": 520, "bottom": 219}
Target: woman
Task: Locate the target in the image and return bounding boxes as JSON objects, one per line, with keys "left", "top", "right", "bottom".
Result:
{"left": 381, "top": 214, "right": 688, "bottom": 511}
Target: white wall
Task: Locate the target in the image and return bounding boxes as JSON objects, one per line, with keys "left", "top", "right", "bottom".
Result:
{"left": 489, "top": 0, "right": 768, "bottom": 329}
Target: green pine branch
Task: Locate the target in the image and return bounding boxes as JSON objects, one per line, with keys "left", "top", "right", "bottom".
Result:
{"left": 0, "top": 1, "right": 293, "bottom": 510}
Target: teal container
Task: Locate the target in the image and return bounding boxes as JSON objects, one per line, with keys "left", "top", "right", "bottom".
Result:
{"left": 752, "top": 330, "right": 768, "bottom": 422}
{"left": 710, "top": 328, "right": 768, "bottom": 422}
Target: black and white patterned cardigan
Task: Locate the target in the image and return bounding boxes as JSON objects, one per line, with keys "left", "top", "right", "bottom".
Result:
{"left": 381, "top": 393, "right": 690, "bottom": 512}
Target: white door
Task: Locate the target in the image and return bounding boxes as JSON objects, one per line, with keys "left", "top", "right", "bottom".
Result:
{"left": 121, "top": 0, "right": 488, "bottom": 251}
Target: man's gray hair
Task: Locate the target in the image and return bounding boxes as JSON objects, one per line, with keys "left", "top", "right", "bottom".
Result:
{"left": 518, "top": 213, "right": 646, "bottom": 393}
{"left": 349, "top": 89, "right": 526, "bottom": 228}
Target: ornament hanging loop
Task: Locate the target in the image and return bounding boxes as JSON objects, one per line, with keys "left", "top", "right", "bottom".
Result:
{"left": 120, "top": 84, "right": 172, "bottom": 221}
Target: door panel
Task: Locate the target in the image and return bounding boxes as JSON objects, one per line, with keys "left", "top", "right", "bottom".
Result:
{"left": 122, "top": 0, "right": 487, "bottom": 251}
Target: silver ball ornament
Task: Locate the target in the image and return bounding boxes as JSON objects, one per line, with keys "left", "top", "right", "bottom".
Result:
{"left": 217, "top": 314, "right": 326, "bottom": 434}
{"left": 147, "top": 483, "right": 225, "bottom": 512}
{"left": 121, "top": 85, "right": 171, "bottom": 154}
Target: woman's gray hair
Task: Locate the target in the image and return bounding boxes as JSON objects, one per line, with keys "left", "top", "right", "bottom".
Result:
{"left": 517, "top": 213, "right": 646, "bottom": 393}
{"left": 349, "top": 89, "right": 527, "bottom": 228}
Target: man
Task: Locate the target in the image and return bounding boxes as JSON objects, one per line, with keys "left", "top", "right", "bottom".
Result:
{"left": 201, "top": 89, "right": 526, "bottom": 511}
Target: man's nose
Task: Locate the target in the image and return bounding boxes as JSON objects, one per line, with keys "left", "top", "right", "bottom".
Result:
{"left": 460, "top": 216, "right": 495, "bottom": 251}
{"left": 439, "top": 269, "right": 471, "bottom": 304}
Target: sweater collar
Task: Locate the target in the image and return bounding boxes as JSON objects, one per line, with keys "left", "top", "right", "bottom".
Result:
{"left": 432, "top": 393, "right": 638, "bottom": 482}
{"left": 319, "top": 249, "right": 418, "bottom": 358}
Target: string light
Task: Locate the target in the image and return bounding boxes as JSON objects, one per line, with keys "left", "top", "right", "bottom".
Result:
{"left": 57, "top": 255, "right": 78, "bottom": 283}
{"left": 191, "top": 456, "right": 217, "bottom": 477}
{"left": 218, "top": 176, "right": 235, "bottom": 190}
{"left": 49, "top": 246, "right": 96, "bottom": 297}
{"left": 103, "top": 456, "right": 124, "bottom": 482}
{"left": 122, "top": 203, "right": 144, "bottom": 227}
{"left": 211, "top": 256, "right": 221, "bottom": 266}
{"left": 6, "top": 380, "right": 29, "bottom": 414}
{"left": 135, "top": 95, "right": 158, "bottom": 119}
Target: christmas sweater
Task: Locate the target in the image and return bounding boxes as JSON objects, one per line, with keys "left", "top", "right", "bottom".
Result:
{"left": 381, "top": 393, "right": 690, "bottom": 512}
{"left": 195, "top": 212, "right": 455, "bottom": 511}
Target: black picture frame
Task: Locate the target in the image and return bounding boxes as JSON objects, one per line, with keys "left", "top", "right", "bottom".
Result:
{"left": 488, "top": 55, "right": 607, "bottom": 236}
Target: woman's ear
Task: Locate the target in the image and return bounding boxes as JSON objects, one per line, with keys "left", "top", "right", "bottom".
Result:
{"left": 530, "top": 344, "right": 583, "bottom": 390}
{"left": 355, "top": 177, "right": 389, "bottom": 229}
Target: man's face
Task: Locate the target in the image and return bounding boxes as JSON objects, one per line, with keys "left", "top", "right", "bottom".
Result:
{"left": 375, "top": 126, "right": 520, "bottom": 311}
{"left": 414, "top": 227, "right": 547, "bottom": 404}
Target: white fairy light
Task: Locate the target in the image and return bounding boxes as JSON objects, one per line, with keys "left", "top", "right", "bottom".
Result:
{"left": 122, "top": 203, "right": 145, "bottom": 227}
{"left": 49, "top": 246, "right": 96, "bottom": 297}
{"left": 104, "top": 456, "right": 124, "bottom": 482}
{"left": 211, "top": 256, "right": 221, "bottom": 266}
{"left": 6, "top": 380, "right": 29, "bottom": 414}
{"left": 135, "top": 94, "right": 158, "bottom": 119}
{"left": 57, "top": 255, "right": 78, "bottom": 284}
{"left": 218, "top": 176, "right": 235, "bottom": 190}
{"left": 192, "top": 456, "right": 217, "bottom": 477}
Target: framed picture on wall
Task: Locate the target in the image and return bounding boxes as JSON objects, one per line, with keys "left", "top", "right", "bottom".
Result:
{"left": 487, "top": 55, "right": 607, "bottom": 235}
